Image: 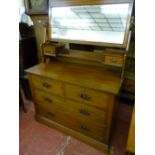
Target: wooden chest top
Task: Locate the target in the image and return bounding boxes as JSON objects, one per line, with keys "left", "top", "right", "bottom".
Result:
{"left": 26, "top": 61, "right": 122, "bottom": 94}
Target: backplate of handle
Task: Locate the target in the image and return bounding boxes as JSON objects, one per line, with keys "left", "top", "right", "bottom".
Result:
{"left": 80, "top": 125, "right": 90, "bottom": 132}
{"left": 79, "top": 109, "right": 90, "bottom": 116}
{"left": 42, "top": 82, "right": 51, "bottom": 88}
{"left": 44, "top": 97, "right": 53, "bottom": 103}
{"left": 47, "top": 112, "right": 54, "bottom": 116}
{"left": 80, "top": 93, "right": 91, "bottom": 101}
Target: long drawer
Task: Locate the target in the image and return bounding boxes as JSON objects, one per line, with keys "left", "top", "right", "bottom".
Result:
{"left": 37, "top": 102, "right": 106, "bottom": 142}
{"left": 65, "top": 83, "right": 111, "bottom": 110}
{"left": 31, "top": 75, "right": 63, "bottom": 96}
{"left": 34, "top": 89, "right": 107, "bottom": 127}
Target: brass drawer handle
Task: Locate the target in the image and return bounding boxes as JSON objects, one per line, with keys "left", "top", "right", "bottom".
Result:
{"left": 80, "top": 93, "right": 91, "bottom": 101}
{"left": 44, "top": 97, "right": 53, "bottom": 103}
{"left": 42, "top": 82, "right": 51, "bottom": 88}
{"left": 47, "top": 112, "right": 54, "bottom": 116}
{"left": 80, "top": 125, "right": 90, "bottom": 132}
{"left": 79, "top": 109, "right": 90, "bottom": 116}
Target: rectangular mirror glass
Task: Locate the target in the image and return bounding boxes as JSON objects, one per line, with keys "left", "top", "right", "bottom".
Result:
{"left": 50, "top": 3, "right": 132, "bottom": 47}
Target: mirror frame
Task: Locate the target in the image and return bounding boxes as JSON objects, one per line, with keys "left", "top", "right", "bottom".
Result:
{"left": 48, "top": 0, "right": 134, "bottom": 48}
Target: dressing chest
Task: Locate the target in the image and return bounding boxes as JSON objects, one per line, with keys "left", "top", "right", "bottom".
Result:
{"left": 26, "top": 59, "right": 122, "bottom": 152}
{"left": 25, "top": 0, "right": 133, "bottom": 152}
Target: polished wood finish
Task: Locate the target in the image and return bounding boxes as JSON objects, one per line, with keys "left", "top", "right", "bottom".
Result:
{"left": 38, "top": 101, "right": 106, "bottom": 142}
{"left": 26, "top": 60, "right": 122, "bottom": 152}
{"left": 34, "top": 89, "right": 107, "bottom": 127}
{"left": 126, "top": 106, "right": 135, "bottom": 153}
{"left": 104, "top": 55, "right": 124, "bottom": 67}
{"left": 103, "top": 49, "right": 126, "bottom": 67}
{"left": 26, "top": 61, "right": 121, "bottom": 94}
{"left": 42, "top": 42, "right": 64, "bottom": 57}
{"left": 58, "top": 49, "right": 103, "bottom": 63}
{"left": 25, "top": 1, "right": 132, "bottom": 151}
{"left": 65, "top": 83, "right": 111, "bottom": 110}
{"left": 31, "top": 74, "right": 63, "bottom": 96}
{"left": 36, "top": 114, "right": 109, "bottom": 151}
{"left": 42, "top": 43, "right": 57, "bottom": 56}
{"left": 41, "top": 43, "right": 127, "bottom": 83}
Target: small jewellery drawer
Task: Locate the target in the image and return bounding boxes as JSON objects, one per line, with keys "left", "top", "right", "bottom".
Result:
{"left": 42, "top": 44, "right": 56, "bottom": 55}
{"left": 42, "top": 43, "right": 64, "bottom": 56}
{"left": 65, "top": 84, "right": 110, "bottom": 110}
{"left": 42, "top": 44, "right": 53, "bottom": 53}
{"left": 31, "top": 75, "right": 63, "bottom": 95}
{"left": 104, "top": 55, "right": 124, "bottom": 67}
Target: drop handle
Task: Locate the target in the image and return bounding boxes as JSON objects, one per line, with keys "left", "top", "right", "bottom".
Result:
{"left": 79, "top": 93, "right": 91, "bottom": 101}
{"left": 42, "top": 82, "right": 51, "bottom": 88}
{"left": 80, "top": 125, "right": 90, "bottom": 132}
{"left": 79, "top": 109, "right": 90, "bottom": 116}
{"left": 44, "top": 97, "right": 53, "bottom": 103}
{"left": 47, "top": 112, "right": 54, "bottom": 116}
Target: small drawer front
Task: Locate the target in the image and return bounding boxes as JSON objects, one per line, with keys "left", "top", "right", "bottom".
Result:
{"left": 43, "top": 45, "right": 56, "bottom": 55}
{"left": 104, "top": 55, "right": 124, "bottom": 66}
{"left": 65, "top": 84, "right": 110, "bottom": 110}
{"left": 31, "top": 75, "right": 63, "bottom": 96}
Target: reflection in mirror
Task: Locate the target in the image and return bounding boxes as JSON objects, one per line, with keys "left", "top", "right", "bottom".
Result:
{"left": 50, "top": 3, "right": 131, "bottom": 46}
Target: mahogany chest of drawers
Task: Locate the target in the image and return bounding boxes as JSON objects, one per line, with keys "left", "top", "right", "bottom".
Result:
{"left": 26, "top": 61, "right": 122, "bottom": 152}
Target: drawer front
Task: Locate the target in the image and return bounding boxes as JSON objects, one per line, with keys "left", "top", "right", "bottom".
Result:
{"left": 66, "top": 118, "right": 106, "bottom": 142}
{"left": 34, "top": 89, "right": 107, "bottom": 127}
{"left": 31, "top": 75, "right": 63, "bottom": 95}
{"left": 65, "top": 84, "right": 110, "bottom": 110}
{"left": 64, "top": 99, "right": 107, "bottom": 127}
{"left": 104, "top": 55, "right": 124, "bottom": 66}
{"left": 37, "top": 103, "right": 76, "bottom": 136}
{"left": 43, "top": 45, "right": 55, "bottom": 55}
{"left": 34, "top": 89, "right": 64, "bottom": 105}
{"left": 38, "top": 103, "right": 106, "bottom": 142}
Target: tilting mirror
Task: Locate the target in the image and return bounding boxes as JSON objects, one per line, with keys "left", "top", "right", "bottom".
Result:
{"left": 49, "top": 2, "right": 133, "bottom": 48}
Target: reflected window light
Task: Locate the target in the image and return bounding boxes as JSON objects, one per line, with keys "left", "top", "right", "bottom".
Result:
{"left": 101, "top": 4, "right": 129, "bottom": 15}
{"left": 50, "top": 3, "right": 131, "bottom": 45}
